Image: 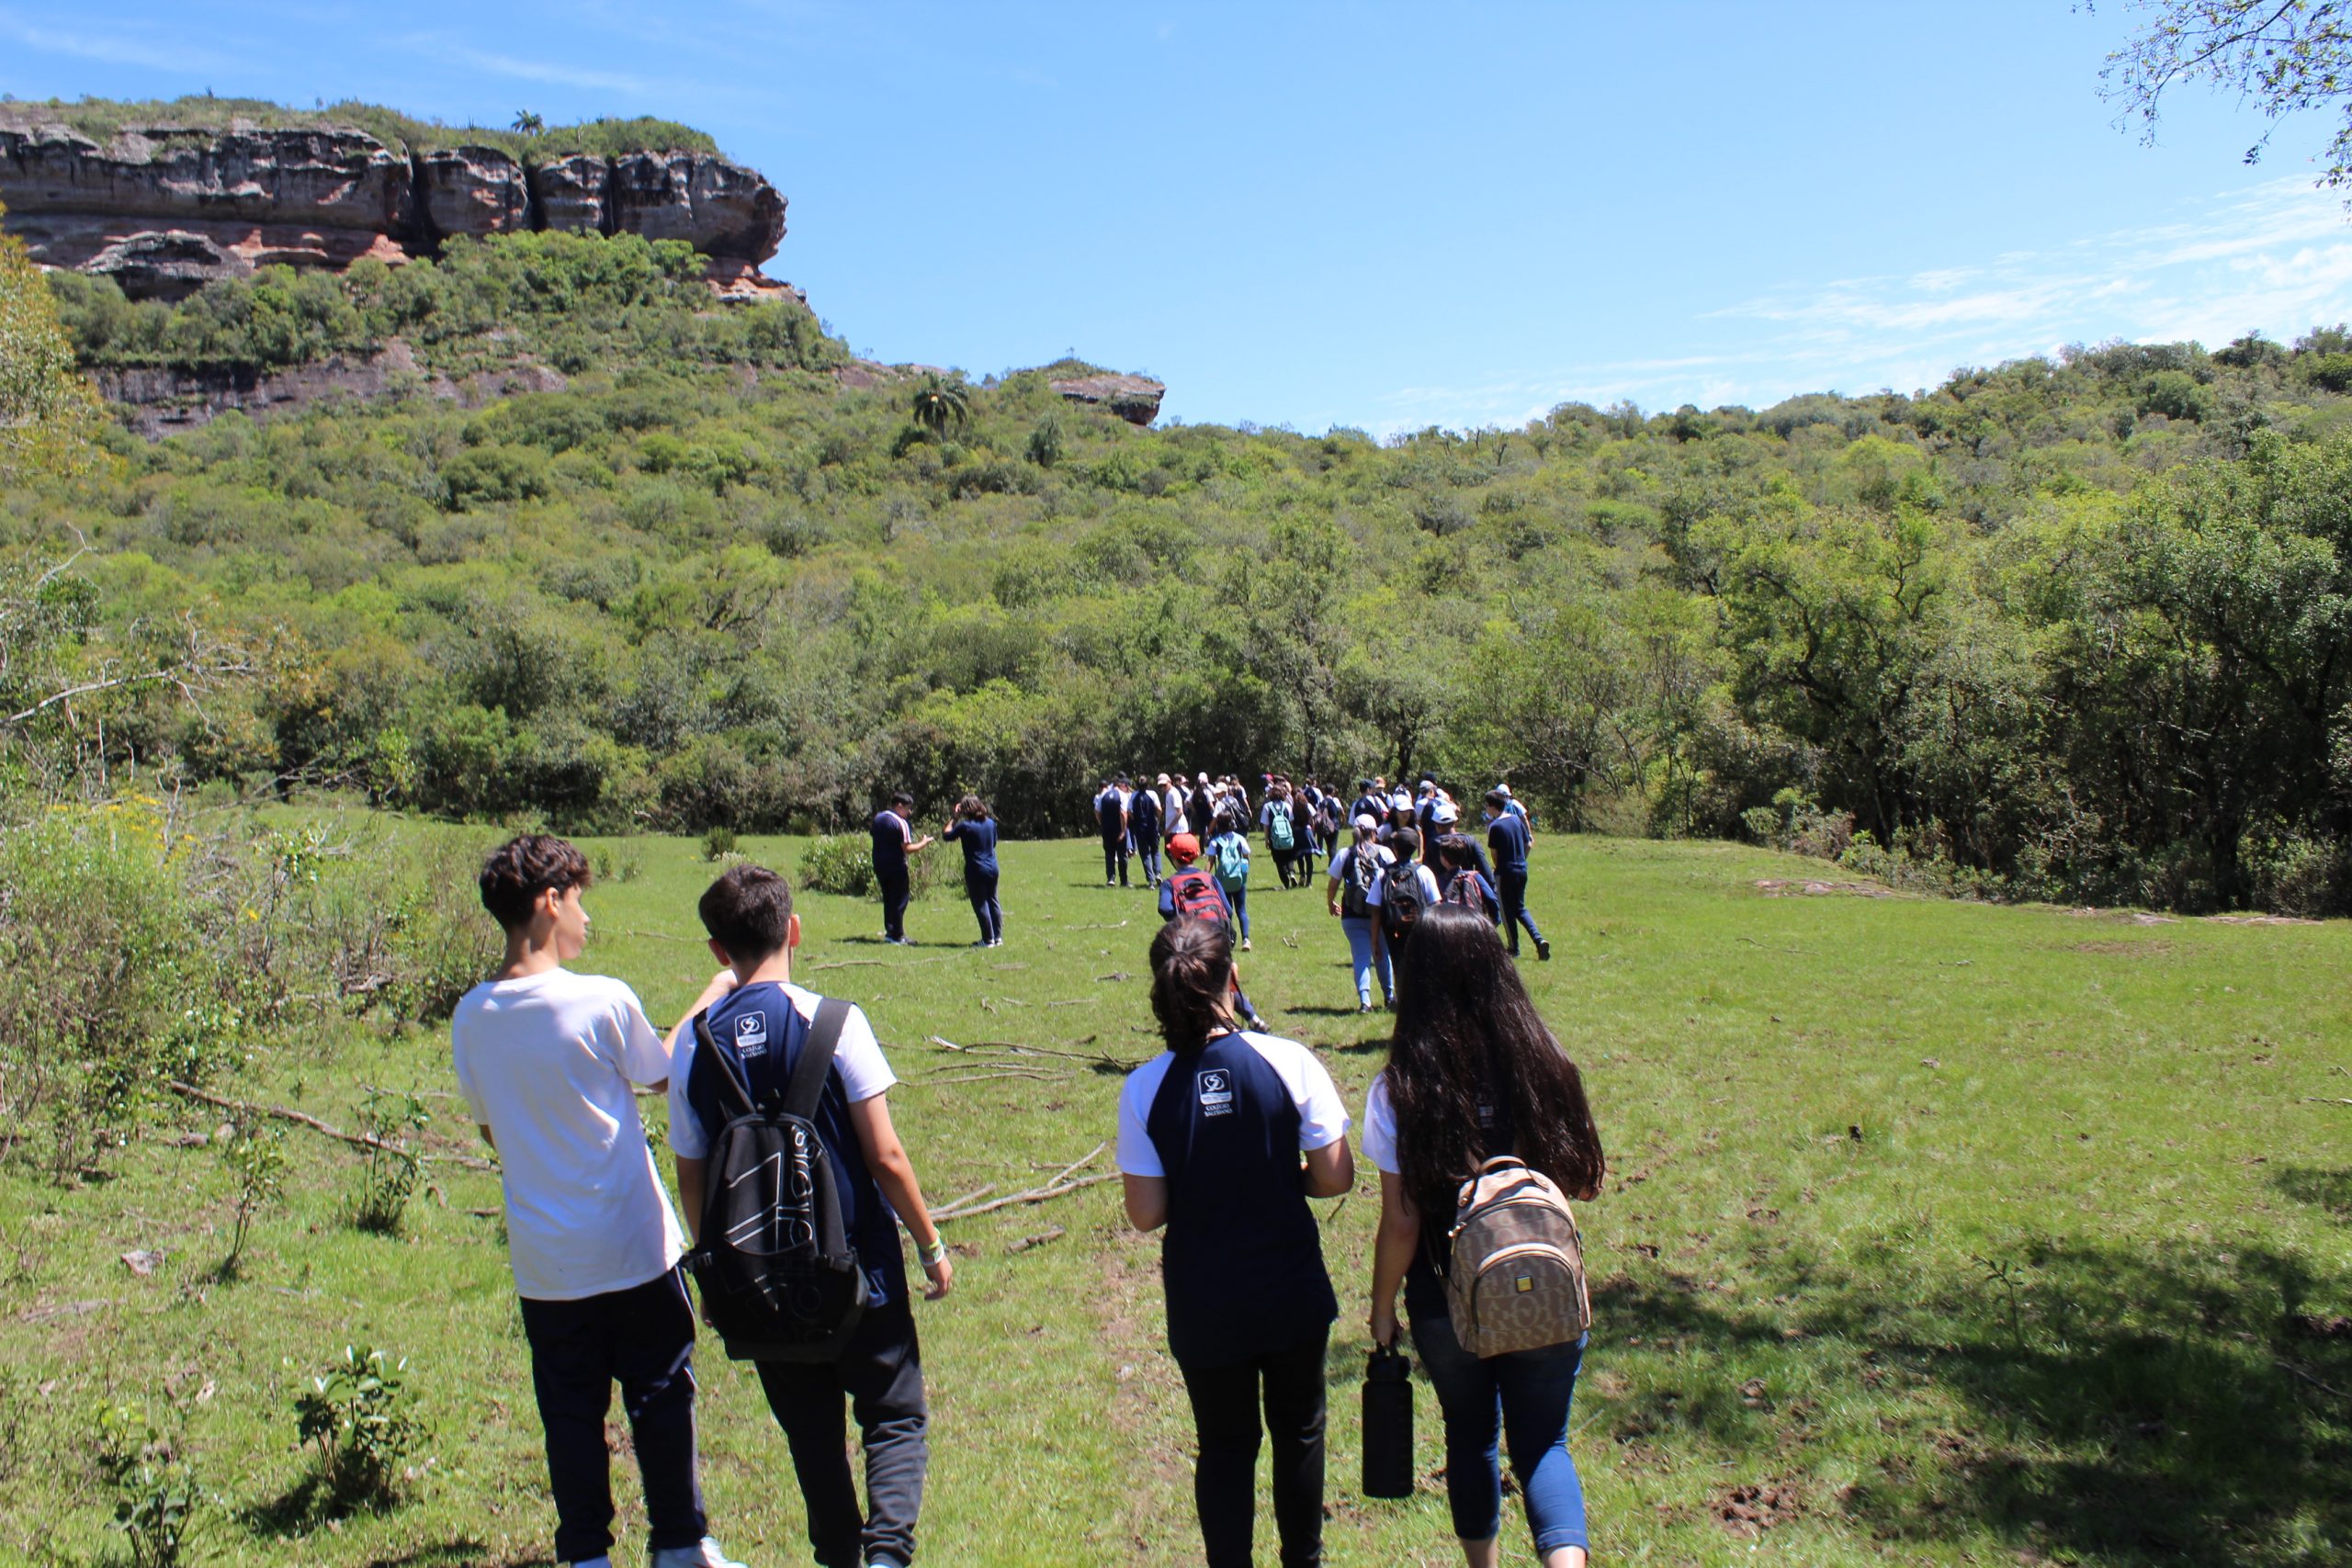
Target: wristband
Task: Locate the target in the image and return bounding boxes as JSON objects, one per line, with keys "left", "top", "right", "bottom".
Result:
{"left": 919, "top": 1237, "right": 948, "bottom": 1269}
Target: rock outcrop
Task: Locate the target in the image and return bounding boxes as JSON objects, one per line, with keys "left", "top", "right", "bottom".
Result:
{"left": 1050, "top": 371, "right": 1166, "bottom": 425}
{"left": 0, "top": 117, "right": 795, "bottom": 302}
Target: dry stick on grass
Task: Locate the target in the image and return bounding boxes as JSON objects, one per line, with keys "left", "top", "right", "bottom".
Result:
{"left": 1008, "top": 1226, "right": 1067, "bottom": 1255}
{"left": 932, "top": 1142, "right": 1113, "bottom": 1224}
{"left": 933, "top": 1173, "right": 1117, "bottom": 1224}
{"left": 165, "top": 1080, "right": 496, "bottom": 1173}
{"left": 916, "top": 1068, "right": 1076, "bottom": 1087}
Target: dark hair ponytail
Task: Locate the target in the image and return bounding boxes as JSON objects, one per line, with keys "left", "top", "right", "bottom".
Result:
{"left": 1386, "top": 903, "right": 1602, "bottom": 1219}
{"left": 957, "top": 794, "right": 990, "bottom": 821}
{"left": 1148, "top": 917, "right": 1238, "bottom": 1055}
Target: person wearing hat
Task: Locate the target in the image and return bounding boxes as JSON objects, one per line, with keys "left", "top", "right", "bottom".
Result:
{"left": 1159, "top": 834, "right": 1270, "bottom": 1032}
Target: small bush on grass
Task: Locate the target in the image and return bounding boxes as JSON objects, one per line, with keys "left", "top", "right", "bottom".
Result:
{"left": 94, "top": 1404, "right": 210, "bottom": 1568}
{"left": 216, "top": 1123, "right": 285, "bottom": 1281}
{"left": 346, "top": 1088, "right": 428, "bottom": 1235}
{"left": 797, "top": 834, "right": 948, "bottom": 901}
{"left": 291, "top": 1345, "right": 422, "bottom": 1513}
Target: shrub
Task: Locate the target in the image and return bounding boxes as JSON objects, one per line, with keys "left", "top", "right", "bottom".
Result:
{"left": 347, "top": 1088, "right": 429, "bottom": 1235}
{"left": 292, "top": 1344, "right": 423, "bottom": 1511}
{"left": 701, "top": 825, "right": 739, "bottom": 861}
{"left": 95, "top": 1404, "right": 209, "bottom": 1568}
{"left": 0, "top": 807, "right": 214, "bottom": 1181}
{"left": 218, "top": 1123, "right": 286, "bottom": 1280}
{"left": 797, "top": 832, "right": 876, "bottom": 896}
{"left": 797, "top": 834, "right": 948, "bottom": 902}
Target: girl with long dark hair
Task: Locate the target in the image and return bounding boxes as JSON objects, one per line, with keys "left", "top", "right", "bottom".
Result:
{"left": 1363, "top": 903, "right": 1604, "bottom": 1568}
{"left": 1116, "top": 918, "right": 1354, "bottom": 1567}
{"left": 941, "top": 794, "right": 1003, "bottom": 946}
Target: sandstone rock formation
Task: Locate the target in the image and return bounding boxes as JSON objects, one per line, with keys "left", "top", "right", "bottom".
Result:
{"left": 1050, "top": 371, "right": 1166, "bottom": 425}
{"left": 0, "top": 116, "right": 795, "bottom": 301}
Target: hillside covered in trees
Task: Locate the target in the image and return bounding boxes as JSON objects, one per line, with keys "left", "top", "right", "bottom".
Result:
{"left": 9, "top": 222, "right": 2352, "bottom": 915}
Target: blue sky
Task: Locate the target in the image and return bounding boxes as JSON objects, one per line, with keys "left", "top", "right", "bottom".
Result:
{"left": 6, "top": 1, "right": 2349, "bottom": 432}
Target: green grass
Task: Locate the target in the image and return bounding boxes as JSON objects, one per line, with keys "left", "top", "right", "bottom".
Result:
{"left": 2, "top": 828, "right": 2347, "bottom": 1566}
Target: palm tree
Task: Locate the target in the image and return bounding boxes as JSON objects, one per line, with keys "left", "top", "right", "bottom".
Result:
{"left": 511, "top": 110, "right": 546, "bottom": 135}
{"left": 910, "top": 374, "right": 970, "bottom": 439}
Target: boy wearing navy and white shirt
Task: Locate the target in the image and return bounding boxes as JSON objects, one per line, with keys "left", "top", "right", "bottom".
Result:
{"left": 449, "top": 835, "right": 744, "bottom": 1568}
{"left": 870, "top": 791, "right": 932, "bottom": 945}
{"left": 1484, "top": 787, "right": 1551, "bottom": 961}
{"left": 670, "top": 863, "right": 953, "bottom": 1568}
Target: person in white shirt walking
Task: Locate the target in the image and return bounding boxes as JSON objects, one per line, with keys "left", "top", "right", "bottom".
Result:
{"left": 449, "top": 835, "right": 744, "bottom": 1568}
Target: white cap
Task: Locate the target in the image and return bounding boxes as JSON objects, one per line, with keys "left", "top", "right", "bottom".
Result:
{"left": 1353, "top": 813, "right": 1379, "bottom": 834}
{"left": 1391, "top": 791, "right": 1413, "bottom": 811}
{"left": 1432, "top": 801, "right": 1459, "bottom": 824}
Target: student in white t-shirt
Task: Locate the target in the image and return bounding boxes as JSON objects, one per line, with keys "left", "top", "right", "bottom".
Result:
{"left": 449, "top": 834, "right": 743, "bottom": 1568}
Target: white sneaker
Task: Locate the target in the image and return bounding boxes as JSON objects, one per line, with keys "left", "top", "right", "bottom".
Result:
{"left": 650, "top": 1540, "right": 747, "bottom": 1568}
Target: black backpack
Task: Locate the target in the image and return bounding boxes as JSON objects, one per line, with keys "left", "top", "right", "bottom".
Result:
{"left": 1381, "top": 864, "right": 1428, "bottom": 944}
{"left": 687, "top": 998, "right": 868, "bottom": 1362}
{"left": 1341, "top": 846, "right": 1383, "bottom": 920}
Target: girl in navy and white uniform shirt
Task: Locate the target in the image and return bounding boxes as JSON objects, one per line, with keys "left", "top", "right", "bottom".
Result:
{"left": 1117, "top": 917, "right": 1354, "bottom": 1568}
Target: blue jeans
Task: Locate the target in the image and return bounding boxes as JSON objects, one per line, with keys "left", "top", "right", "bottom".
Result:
{"left": 1340, "top": 917, "right": 1390, "bottom": 1006}
{"left": 1137, "top": 841, "right": 1162, "bottom": 885}
{"left": 1225, "top": 880, "right": 1250, "bottom": 941}
{"left": 966, "top": 870, "right": 1002, "bottom": 943}
{"left": 1498, "top": 868, "right": 1544, "bottom": 950}
{"left": 1410, "top": 1314, "right": 1588, "bottom": 1556}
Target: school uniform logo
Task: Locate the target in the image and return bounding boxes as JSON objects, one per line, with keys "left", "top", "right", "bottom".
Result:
{"left": 735, "top": 1011, "right": 770, "bottom": 1058}
{"left": 1196, "top": 1069, "right": 1233, "bottom": 1116}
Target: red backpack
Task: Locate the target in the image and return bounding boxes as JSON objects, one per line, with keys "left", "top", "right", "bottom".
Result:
{"left": 1166, "top": 866, "right": 1229, "bottom": 928}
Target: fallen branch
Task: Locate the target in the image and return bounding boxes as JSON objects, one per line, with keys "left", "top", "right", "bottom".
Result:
{"left": 914, "top": 1068, "right": 1076, "bottom": 1087}
{"left": 933, "top": 1172, "right": 1117, "bottom": 1224}
{"left": 808, "top": 959, "right": 888, "bottom": 970}
{"left": 164, "top": 1080, "right": 496, "bottom": 1173}
{"left": 2299, "top": 1098, "right": 2352, "bottom": 1107}
{"left": 1008, "top": 1226, "right": 1067, "bottom": 1255}
{"left": 936, "top": 1182, "right": 998, "bottom": 1213}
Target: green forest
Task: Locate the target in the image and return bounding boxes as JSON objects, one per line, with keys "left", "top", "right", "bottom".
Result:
{"left": 8, "top": 222, "right": 2352, "bottom": 915}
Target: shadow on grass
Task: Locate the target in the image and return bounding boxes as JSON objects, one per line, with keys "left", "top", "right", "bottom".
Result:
{"left": 2271, "top": 1166, "right": 2352, "bottom": 1223}
{"left": 363, "top": 1544, "right": 529, "bottom": 1568}
{"left": 244, "top": 1469, "right": 403, "bottom": 1540}
{"left": 1580, "top": 1238, "right": 2352, "bottom": 1565}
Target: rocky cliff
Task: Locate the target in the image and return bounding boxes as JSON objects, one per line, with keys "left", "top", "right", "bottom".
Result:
{"left": 0, "top": 118, "right": 794, "bottom": 302}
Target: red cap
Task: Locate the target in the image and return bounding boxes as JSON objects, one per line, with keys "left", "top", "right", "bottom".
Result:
{"left": 1168, "top": 833, "right": 1201, "bottom": 863}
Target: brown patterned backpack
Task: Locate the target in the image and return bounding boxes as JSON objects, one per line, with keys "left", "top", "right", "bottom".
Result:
{"left": 1442, "top": 1156, "right": 1591, "bottom": 1357}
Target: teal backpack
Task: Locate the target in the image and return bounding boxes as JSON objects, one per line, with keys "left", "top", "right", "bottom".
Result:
{"left": 1268, "top": 802, "right": 1296, "bottom": 852}
{"left": 1213, "top": 832, "right": 1250, "bottom": 889}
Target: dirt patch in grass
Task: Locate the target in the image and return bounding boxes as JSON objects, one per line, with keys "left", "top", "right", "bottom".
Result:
{"left": 1753, "top": 879, "right": 1894, "bottom": 898}
{"left": 1714, "top": 1478, "right": 1804, "bottom": 1536}
{"left": 2066, "top": 939, "right": 2177, "bottom": 956}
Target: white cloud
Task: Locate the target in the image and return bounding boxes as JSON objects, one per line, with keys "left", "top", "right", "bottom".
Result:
{"left": 0, "top": 17, "right": 234, "bottom": 73}
{"left": 1374, "top": 176, "right": 2352, "bottom": 432}
{"left": 395, "top": 34, "right": 655, "bottom": 96}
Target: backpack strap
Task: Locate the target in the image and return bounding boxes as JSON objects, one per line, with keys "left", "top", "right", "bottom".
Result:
{"left": 693, "top": 1010, "right": 760, "bottom": 1119}
{"left": 783, "top": 996, "right": 852, "bottom": 1122}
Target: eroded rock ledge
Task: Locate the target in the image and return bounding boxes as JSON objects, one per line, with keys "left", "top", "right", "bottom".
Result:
{"left": 0, "top": 120, "right": 796, "bottom": 302}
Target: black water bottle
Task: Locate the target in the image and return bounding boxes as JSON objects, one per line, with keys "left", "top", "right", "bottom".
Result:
{"left": 1362, "top": 1343, "right": 1415, "bottom": 1498}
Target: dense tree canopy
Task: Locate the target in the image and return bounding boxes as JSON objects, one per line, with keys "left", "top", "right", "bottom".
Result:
{"left": 9, "top": 234, "right": 2352, "bottom": 913}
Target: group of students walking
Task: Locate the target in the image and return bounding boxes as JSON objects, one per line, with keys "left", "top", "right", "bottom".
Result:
{"left": 450, "top": 801, "right": 1594, "bottom": 1568}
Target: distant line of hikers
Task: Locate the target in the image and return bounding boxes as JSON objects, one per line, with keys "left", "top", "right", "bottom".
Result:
{"left": 452, "top": 818, "right": 1598, "bottom": 1568}
{"left": 870, "top": 771, "right": 1552, "bottom": 996}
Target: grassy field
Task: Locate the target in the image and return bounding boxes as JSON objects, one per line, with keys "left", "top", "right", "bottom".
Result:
{"left": 1, "top": 827, "right": 2346, "bottom": 1567}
